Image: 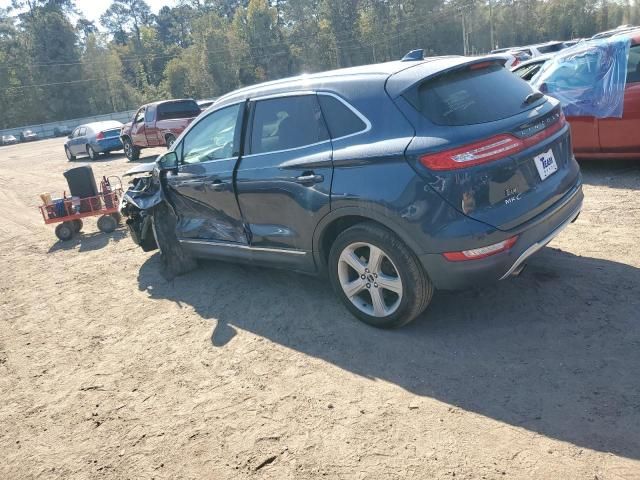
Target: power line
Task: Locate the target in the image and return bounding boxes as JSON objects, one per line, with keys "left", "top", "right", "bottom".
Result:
{"left": 0, "top": 6, "right": 457, "bottom": 72}
{"left": 3, "top": 7, "right": 462, "bottom": 91}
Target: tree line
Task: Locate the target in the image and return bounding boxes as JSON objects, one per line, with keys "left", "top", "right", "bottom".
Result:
{"left": 1, "top": 0, "right": 639, "bottom": 129}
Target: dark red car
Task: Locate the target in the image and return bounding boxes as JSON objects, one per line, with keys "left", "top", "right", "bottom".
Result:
{"left": 519, "top": 32, "right": 640, "bottom": 159}
{"left": 120, "top": 99, "right": 201, "bottom": 161}
{"left": 570, "top": 34, "right": 640, "bottom": 159}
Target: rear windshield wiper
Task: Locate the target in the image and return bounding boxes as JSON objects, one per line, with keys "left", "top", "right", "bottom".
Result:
{"left": 523, "top": 91, "right": 544, "bottom": 106}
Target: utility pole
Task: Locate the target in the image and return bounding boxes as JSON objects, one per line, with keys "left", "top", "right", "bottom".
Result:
{"left": 489, "top": 0, "right": 495, "bottom": 50}
{"left": 462, "top": 12, "right": 467, "bottom": 55}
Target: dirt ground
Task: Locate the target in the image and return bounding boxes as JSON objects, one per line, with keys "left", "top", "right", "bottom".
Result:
{"left": 0, "top": 137, "right": 639, "bottom": 480}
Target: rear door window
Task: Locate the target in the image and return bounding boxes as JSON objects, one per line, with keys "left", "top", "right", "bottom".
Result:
{"left": 249, "top": 95, "right": 328, "bottom": 154}
{"left": 318, "top": 95, "right": 367, "bottom": 139}
{"left": 406, "top": 63, "right": 538, "bottom": 126}
{"left": 157, "top": 101, "right": 201, "bottom": 120}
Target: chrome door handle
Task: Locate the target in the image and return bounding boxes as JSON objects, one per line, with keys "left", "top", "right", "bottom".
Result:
{"left": 295, "top": 173, "right": 324, "bottom": 185}
{"left": 208, "top": 180, "right": 226, "bottom": 191}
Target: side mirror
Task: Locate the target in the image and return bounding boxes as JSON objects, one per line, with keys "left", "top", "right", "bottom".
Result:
{"left": 67, "top": 134, "right": 73, "bottom": 139}
{"left": 157, "top": 151, "right": 179, "bottom": 171}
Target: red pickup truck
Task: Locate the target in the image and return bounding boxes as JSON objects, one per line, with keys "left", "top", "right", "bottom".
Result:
{"left": 120, "top": 99, "right": 201, "bottom": 161}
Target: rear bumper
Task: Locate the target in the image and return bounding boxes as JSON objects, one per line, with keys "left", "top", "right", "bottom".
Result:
{"left": 419, "top": 182, "right": 583, "bottom": 290}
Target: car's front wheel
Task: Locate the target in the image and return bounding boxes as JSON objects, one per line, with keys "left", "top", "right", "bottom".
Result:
{"left": 123, "top": 138, "right": 140, "bottom": 161}
{"left": 65, "top": 146, "right": 75, "bottom": 161}
{"left": 328, "top": 222, "right": 433, "bottom": 329}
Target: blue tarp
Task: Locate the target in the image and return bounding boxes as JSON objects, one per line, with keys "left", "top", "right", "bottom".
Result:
{"left": 532, "top": 37, "right": 631, "bottom": 118}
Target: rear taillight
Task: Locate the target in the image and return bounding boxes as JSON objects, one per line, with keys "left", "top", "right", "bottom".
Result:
{"left": 443, "top": 236, "right": 518, "bottom": 262}
{"left": 96, "top": 131, "right": 105, "bottom": 140}
{"left": 420, "top": 135, "right": 524, "bottom": 170}
{"left": 420, "top": 110, "right": 566, "bottom": 171}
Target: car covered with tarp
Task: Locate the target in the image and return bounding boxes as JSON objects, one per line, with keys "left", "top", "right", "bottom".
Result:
{"left": 531, "top": 30, "right": 640, "bottom": 159}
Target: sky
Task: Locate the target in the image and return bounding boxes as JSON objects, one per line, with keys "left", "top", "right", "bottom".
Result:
{"left": 0, "top": 0, "right": 177, "bottom": 23}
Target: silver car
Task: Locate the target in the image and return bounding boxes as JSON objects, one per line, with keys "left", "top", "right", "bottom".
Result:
{"left": 1, "top": 134, "right": 18, "bottom": 146}
{"left": 64, "top": 121, "right": 124, "bottom": 161}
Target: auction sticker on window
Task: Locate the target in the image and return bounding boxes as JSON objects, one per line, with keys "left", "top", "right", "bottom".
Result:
{"left": 534, "top": 149, "right": 558, "bottom": 180}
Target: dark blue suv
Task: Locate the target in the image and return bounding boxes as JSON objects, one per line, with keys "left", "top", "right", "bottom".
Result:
{"left": 122, "top": 52, "right": 583, "bottom": 328}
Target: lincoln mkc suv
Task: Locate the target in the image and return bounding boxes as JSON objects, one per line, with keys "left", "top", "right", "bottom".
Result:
{"left": 122, "top": 50, "right": 583, "bottom": 328}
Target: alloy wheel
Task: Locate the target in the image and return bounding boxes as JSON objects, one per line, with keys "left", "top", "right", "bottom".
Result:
{"left": 337, "top": 242, "right": 403, "bottom": 317}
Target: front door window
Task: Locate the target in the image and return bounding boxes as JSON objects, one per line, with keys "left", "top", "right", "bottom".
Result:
{"left": 180, "top": 104, "right": 240, "bottom": 164}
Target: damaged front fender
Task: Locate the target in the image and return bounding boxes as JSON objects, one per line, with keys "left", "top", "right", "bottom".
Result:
{"left": 120, "top": 166, "right": 164, "bottom": 252}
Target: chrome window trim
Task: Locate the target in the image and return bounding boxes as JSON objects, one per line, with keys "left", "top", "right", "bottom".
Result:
{"left": 243, "top": 90, "right": 372, "bottom": 157}
{"left": 316, "top": 91, "right": 372, "bottom": 141}
{"left": 179, "top": 238, "right": 307, "bottom": 255}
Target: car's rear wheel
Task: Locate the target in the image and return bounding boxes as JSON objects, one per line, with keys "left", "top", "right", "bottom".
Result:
{"left": 65, "top": 146, "right": 75, "bottom": 161}
{"left": 165, "top": 134, "right": 176, "bottom": 149}
{"left": 123, "top": 138, "right": 140, "bottom": 161}
{"left": 87, "top": 145, "right": 98, "bottom": 160}
{"left": 328, "top": 222, "right": 433, "bottom": 329}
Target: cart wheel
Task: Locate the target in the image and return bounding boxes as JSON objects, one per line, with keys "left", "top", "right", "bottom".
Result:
{"left": 55, "top": 222, "right": 74, "bottom": 241}
{"left": 111, "top": 212, "right": 122, "bottom": 224}
{"left": 97, "top": 214, "right": 117, "bottom": 233}
{"left": 73, "top": 219, "right": 83, "bottom": 232}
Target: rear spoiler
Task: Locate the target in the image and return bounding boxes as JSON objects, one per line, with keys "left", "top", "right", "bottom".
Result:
{"left": 385, "top": 55, "right": 509, "bottom": 99}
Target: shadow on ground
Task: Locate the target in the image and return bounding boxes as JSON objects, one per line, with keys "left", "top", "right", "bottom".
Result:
{"left": 48, "top": 228, "right": 127, "bottom": 253}
{"left": 579, "top": 159, "right": 640, "bottom": 190}
{"left": 137, "top": 247, "right": 640, "bottom": 459}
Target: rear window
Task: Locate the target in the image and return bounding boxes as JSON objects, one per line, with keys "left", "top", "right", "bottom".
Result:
{"left": 406, "top": 63, "right": 538, "bottom": 126}
{"left": 514, "top": 62, "right": 545, "bottom": 81}
{"left": 537, "top": 43, "right": 565, "bottom": 54}
{"left": 157, "top": 101, "right": 201, "bottom": 121}
{"left": 318, "top": 95, "right": 367, "bottom": 139}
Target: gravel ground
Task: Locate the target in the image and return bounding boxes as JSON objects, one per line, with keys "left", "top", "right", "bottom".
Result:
{"left": 1, "top": 138, "right": 639, "bottom": 479}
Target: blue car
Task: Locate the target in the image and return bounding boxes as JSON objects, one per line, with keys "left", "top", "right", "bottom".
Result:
{"left": 122, "top": 50, "right": 583, "bottom": 328}
{"left": 64, "top": 121, "right": 123, "bottom": 161}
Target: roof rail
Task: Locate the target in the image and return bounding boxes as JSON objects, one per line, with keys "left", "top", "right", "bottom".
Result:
{"left": 401, "top": 49, "right": 425, "bottom": 61}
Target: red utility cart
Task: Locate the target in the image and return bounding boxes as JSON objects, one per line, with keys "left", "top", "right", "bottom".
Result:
{"left": 39, "top": 177, "right": 123, "bottom": 241}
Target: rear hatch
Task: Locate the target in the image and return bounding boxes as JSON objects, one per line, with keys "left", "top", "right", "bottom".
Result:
{"left": 391, "top": 60, "right": 580, "bottom": 231}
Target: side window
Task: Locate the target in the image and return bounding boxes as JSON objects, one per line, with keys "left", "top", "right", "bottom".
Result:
{"left": 249, "top": 95, "right": 328, "bottom": 155}
{"left": 72, "top": 128, "right": 80, "bottom": 138}
{"left": 144, "top": 107, "right": 154, "bottom": 123}
{"left": 318, "top": 95, "right": 367, "bottom": 139}
{"left": 135, "top": 109, "right": 145, "bottom": 123}
{"left": 79, "top": 127, "right": 87, "bottom": 136}
{"left": 627, "top": 45, "right": 640, "bottom": 83}
{"left": 181, "top": 104, "right": 240, "bottom": 165}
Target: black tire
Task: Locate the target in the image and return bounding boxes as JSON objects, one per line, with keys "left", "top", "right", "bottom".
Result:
{"left": 328, "top": 222, "right": 433, "bottom": 329}
{"left": 152, "top": 202, "right": 197, "bottom": 278}
{"left": 65, "top": 146, "right": 76, "bottom": 161}
{"left": 87, "top": 145, "right": 98, "bottom": 160}
{"left": 97, "top": 214, "right": 117, "bottom": 233}
{"left": 111, "top": 212, "right": 122, "bottom": 224}
{"left": 72, "top": 219, "right": 83, "bottom": 232}
{"left": 55, "top": 222, "right": 74, "bottom": 241}
{"left": 123, "top": 137, "right": 140, "bottom": 161}
{"left": 165, "top": 134, "right": 176, "bottom": 149}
